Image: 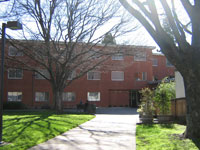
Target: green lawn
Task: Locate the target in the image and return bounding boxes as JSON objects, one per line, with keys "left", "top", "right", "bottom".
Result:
{"left": 0, "top": 111, "right": 95, "bottom": 150}
{"left": 136, "top": 124, "right": 200, "bottom": 150}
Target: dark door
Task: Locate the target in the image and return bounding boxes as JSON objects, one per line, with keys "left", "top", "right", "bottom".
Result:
{"left": 129, "top": 90, "right": 139, "bottom": 107}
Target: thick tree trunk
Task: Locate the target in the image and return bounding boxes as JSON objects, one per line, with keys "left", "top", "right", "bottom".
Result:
{"left": 183, "top": 73, "right": 200, "bottom": 139}
{"left": 52, "top": 88, "right": 63, "bottom": 112}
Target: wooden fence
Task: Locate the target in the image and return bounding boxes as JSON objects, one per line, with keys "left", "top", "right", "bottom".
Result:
{"left": 171, "top": 98, "right": 186, "bottom": 122}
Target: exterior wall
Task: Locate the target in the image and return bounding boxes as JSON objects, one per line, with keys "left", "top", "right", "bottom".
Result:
{"left": 175, "top": 71, "right": 185, "bottom": 98}
{"left": 152, "top": 54, "right": 175, "bottom": 80}
{"left": 2, "top": 44, "right": 175, "bottom": 108}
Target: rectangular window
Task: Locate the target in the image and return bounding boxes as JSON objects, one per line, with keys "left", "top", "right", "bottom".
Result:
{"left": 67, "top": 71, "right": 76, "bottom": 80}
{"left": 134, "top": 52, "right": 146, "bottom": 61}
{"left": 166, "top": 59, "right": 173, "bottom": 67}
{"left": 35, "top": 69, "right": 50, "bottom": 79}
{"left": 8, "top": 92, "right": 22, "bottom": 101}
{"left": 8, "top": 68, "right": 23, "bottom": 79}
{"left": 152, "top": 58, "right": 158, "bottom": 66}
{"left": 87, "top": 92, "right": 100, "bottom": 101}
{"left": 35, "top": 92, "right": 49, "bottom": 102}
{"left": 87, "top": 71, "right": 101, "bottom": 80}
{"left": 8, "top": 46, "right": 23, "bottom": 56}
{"left": 63, "top": 92, "right": 76, "bottom": 101}
{"left": 135, "top": 72, "right": 147, "bottom": 81}
{"left": 112, "top": 53, "right": 124, "bottom": 60}
{"left": 111, "top": 71, "right": 124, "bottom": 81}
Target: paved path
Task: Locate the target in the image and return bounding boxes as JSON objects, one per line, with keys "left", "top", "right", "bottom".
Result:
{"left": 29, "top": 107, "right": 139, "bottom": 150}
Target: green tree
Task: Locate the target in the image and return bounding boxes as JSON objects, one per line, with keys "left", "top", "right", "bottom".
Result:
{"left": 119, "top": 0, "right": 200, "bottom": 138}
{"left": 154, "top": 80, "right": 175, "bottom": 115}
{"left": 102, "top": 33, "right": 116, "bottom": 45}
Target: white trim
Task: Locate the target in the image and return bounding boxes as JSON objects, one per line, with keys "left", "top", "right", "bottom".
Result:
{"left": 87, "top": 92, "right": 100, "bottom": 101}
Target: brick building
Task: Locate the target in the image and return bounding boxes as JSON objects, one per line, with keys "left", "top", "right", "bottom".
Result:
{"left": 3, "top": 44, "right": 175, "bottom": 108}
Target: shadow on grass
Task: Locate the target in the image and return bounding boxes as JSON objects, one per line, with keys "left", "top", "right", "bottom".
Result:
{"left": 192, "top": 139, "right": 200, "bottom": 149}
{"left": 160, "top": 124, "right": 175, "bottom": 129}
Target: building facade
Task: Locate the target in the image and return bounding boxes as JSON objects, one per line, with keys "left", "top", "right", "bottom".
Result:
{"left": 3, "top": 44, "right": 175, "bottom": 108}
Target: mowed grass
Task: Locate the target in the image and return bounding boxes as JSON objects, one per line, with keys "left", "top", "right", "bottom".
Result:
{"left": 0, "top": 111, "right": 95, "bottom": 150}
{"left": 136, "top": 124, "right": 200, "bottom": 150}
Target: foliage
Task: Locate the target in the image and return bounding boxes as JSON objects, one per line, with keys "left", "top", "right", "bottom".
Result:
{"left": 0, "top": 111, "right": 94, "bottom": 150}
{"left": 138, "top": 88, "right": 155, "bottom": 116}
{"left": 136, "top": 124, "right": 199, "bottom": 150}
{"left": 102, "top": 33, "right": 116, "bottom": 45}
{"left": 3, "top": 102, "right": 27, "bottom": 110}
{"left": 154, "top": 80, "right": 175, "bottom": 115}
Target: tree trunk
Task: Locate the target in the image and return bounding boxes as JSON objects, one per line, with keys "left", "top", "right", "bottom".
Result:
{"left": 183, "top": 72, "right": 200, "bottom": 139}
{"left": 52, "top": 88, "right": 63, "bottom": 112}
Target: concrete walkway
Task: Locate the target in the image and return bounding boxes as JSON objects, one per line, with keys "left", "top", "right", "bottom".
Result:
{"left": 29, "top": 107, "right": 139, "bottom": 150}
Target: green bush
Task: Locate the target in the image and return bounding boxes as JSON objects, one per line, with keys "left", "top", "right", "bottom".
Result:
{"left": 3, "top": 101, "right": 27, "bottom": 109}
{"left": 153, "top": 79, "right": 175, "bottom": 115}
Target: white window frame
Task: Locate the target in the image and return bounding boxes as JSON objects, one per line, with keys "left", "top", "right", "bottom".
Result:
{"left": 87, "top": 71, "right": 101, "bottom": 80}
{"left": 135, "top": 72, "right": 147, "bottom": 81}
{"left": 166, "top": 59, "right": 173, "bottom": 67}
{"left": 8, "top": 92, "right": 22, "bottom": 101}
{"left": 111, "top": 71, "right": 124, "bottom": 81}
{"left": 67, "top": 71, "right": 76, "bottom": 80}
{"left": 8, "top": 68, "right": 23, "bottom": 79}
{"left": 134, "top": 52, "right": 146, "bottom": 61}
{"left": 35, "top": 92, "right": 49, "bottom": 102}
{"left": 63, "top": 92, "right": 76, "bottom": 101}
{"left": 8, "top": 46, "right": 23, "bottom": 56}
{"left": 152, "top": 58, "right": 158, "bottom": 66}
{"left": 87, "top": 92, "right": 100, "bottom": 101}
{"left": 35, "top": 69, "right": 50, "bottom": 79}
{"left": 112, "top": 53, "right": 124, "bottom": 60}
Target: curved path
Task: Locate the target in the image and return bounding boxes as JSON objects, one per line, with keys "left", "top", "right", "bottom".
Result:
{"left": 29, "top": 107, "right": 139, "bottom": 150}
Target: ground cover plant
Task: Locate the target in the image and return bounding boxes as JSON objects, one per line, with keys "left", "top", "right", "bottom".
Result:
{"left": 136, "top": 124, "right": 200, "bottom": 150}
{"left": 0, "top": 111, "right": 95, "bottom": 150}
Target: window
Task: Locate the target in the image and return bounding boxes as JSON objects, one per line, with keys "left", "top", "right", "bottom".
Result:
{"left": 87, "top": 71, "right": 101, "bottom": 80}
{"left": 8, "top": 92, "right": 22, "bottom": 101}
{"left": 67, "top": 71, "right": 76, "bottom": 80}
{"left": 166, "top": 59, "right": 173, "bottom": 67}
{"left": 8, "top": 68, "right": 23, "bottom": 79}
{"left": 134, "top": 52, "right": 146, "bottom": 61}
{"left": 112, "top": 53, "right": 124, "bottom": 60}
{"left": 63, "top": 92, "right": 76, "bottom": 101}
{"left": 35, "top": 92, "right": 49, "bottom": 101}
{"left": 8, "top": 46, "right": 23, "bottom": 56}
{"left": 152, "top": 58, "right": 158, "bottom": 66}
{"left": 88, "top": 49, "right": 101, "bottom": 59}
{"left": 135, "top": 72, "right": 147, "bottom": 81}
{"left": 87, "top": 92, "right": 100, "bottom": 101}
{"left": 35, "top": 69, "right": 50, "bottom": 79}
{"left": 111, "top": 71, "right": 124, "bottom": 81}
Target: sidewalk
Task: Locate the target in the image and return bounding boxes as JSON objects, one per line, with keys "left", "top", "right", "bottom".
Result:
{"left": 29, "top": 107, "right": 139, "bottom": 150}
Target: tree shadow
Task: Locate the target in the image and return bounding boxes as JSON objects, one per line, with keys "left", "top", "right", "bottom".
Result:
{"left": 192, "top": 139, "right": 200, "bottom": 149}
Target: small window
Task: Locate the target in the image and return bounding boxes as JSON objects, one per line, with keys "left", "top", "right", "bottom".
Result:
{"left": 8, "top": 92, "right": 22, "bottom": 101}
{"left": 35, "top": 92, "right": 49, "bottom": 102}
{"left": 166, "top": 59, "right": 173, "bottom": 67}
{"left": 63, "top": 92, "right": 76, "bottom": 101}
{"left": 87, "top": 71, "right": 101, "bottom": 80}
{"left": 152, "top": 58, "right": 158, "bottom": 66}
{"left": 111, "top": 71, "right": 124, "bottom": 81}
{"left": 112, "top": 53, "right": 124, "bottom": 60}
{"left": 35, "top": 69, "right": 50, "bottom": 79}
{"left": 67, "top": 71, "right": 76, "bottom": 80}
{"left": 135, "top": 72, "right": 147, "bottom": 81}
{"left": 87, "top": 92, "right": 100, "bottom": 101}
{"left": 8, "top": 68, "right": 23, "bottom": 79}
{"left": 134, "top": 52, "right": 146, "bottom": 61}
{"left": 8, "top": 46, "right": 23, "bottom": 56}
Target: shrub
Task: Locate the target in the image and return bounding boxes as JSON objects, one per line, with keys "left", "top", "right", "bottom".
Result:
{"left": 3, "top": 101, "right": 27, "bottom": 109}
{"left": 138, "top": 88, "right": 155, "bottom": 116}
{"left": 153, "top": 80, "right": 175, "bottom": 115}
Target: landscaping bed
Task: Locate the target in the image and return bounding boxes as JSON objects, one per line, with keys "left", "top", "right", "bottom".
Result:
{"left": 0, "top": 111, "right": 95, "bottom": 150}
{"left": 136, "top": 124, "right": 200, "bottom": 150}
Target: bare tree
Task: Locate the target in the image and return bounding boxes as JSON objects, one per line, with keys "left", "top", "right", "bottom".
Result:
{"left": 119, "top": 0, "right": 200, "bottom": 139}
{"left": 1, "top": 0, "right": 135, "bottom": 112}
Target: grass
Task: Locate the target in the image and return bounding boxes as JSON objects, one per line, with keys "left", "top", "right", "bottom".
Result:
{"left": 0, "top": 111, "right": 95, "bottom": 150}
{"left": 136, "top": 124, "right": 200, "bottom": 150}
